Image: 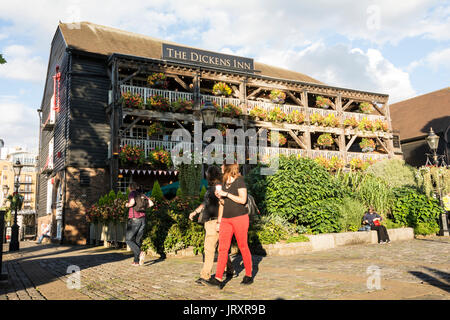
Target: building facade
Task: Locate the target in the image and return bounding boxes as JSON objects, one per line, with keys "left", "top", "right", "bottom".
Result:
{"left": 37, "top": 22, "right": 396, "bottom": 245}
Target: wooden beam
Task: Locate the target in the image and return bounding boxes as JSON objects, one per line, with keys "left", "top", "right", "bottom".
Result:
{"left": 232, "top": 85, "right": 240, "bottom": 98}
{"left": 342, "top": 99, "right": 354, "bottom": 111}
{"left": 121, "top": 116, "right": 142, "bottom": 135}
{"left": 247, "top": 87, "right": 263, "bottom": 99}
{"left": 286, "top": 91, "right": 304, "bottom": 107}
{"left": 287, "top": 130, "right": 307, "bottom": 149}
{"left": 375, "top": 136, "right": 389, "bottom": 153}
{"left": 372, "top": 103, "right": 385, "bottom": 117}
{"left": 171, "top": 75, "right": 189, "bottom": 91}
{"left": 118, "top": 67, "right": 143, "bottom": 86}
{"left": 346, "top": 135, "right": 358, "bottom": 151}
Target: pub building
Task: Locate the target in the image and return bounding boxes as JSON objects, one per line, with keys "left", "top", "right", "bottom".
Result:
{"left": 37, "top": 22, "right": 397, "bottom": 244}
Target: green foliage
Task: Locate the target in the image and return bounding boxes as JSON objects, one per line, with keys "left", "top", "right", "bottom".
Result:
{"left": 391, "top": 186, "right": 443, "bottom": 233}
{"left": 245, "top": 164, "right": 270, "bottom": 214}
{"left": 176, "top": 187, "right": 184, "bottom": 198}
{"left": 286, "top": 234, "right": 310, "bottom": 243}
{"left": 414, "top": 222, "right": 440, "bottom": 236}
{"left": 337, "top": 197, "right": 367, "bottom": 232}
{"left": 177, "top": 161, "right": 202, "bottom": 197}
{"left": 416, "top": 166, "right": 450, "bottom": 198}
{"left": 86, "top": 189, "right": 128, "bottom": 224}
{"left": 264, "top": 156, "right": 346, "bottom": 225}
{"left": 199, "top": 186, "right": 207, "bottom": 199}
{"left": 151, "top": 180, "right": 164, "bottom": 202}
{"left": 0, "top": 54, "right": 5, "bottom": 64}
{"left": 366, "top": 159, "right": 418, "bottom": 189}
{"left": 296, "top": 198, "right": 343, "bottom": 234}
{"left": 383, "top": 218, "right": 403, "bottom": 229}
{"left": 249, "top": 215, "right": 296, "bottom": 245}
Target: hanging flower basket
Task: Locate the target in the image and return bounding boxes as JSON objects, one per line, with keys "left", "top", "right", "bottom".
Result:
{"left": 249, "top": 106, "right": 267, "bottom": 121}
{"left": 317, "top": 133, "right": 334, "bottom": 147}
{"left": 147, "top": 73, "right": 168, "bottom": 89}
{"left": 212, "top": 82, "right": 232, "bottom": 96}
{"left": 359, "top": 138, "right": 376, "bottom": 152}
{"left": 148, "top": 122, "right": 164, "bottom": 137}
{"left": 269, "top": 90, "right": 286, "bottom": 104}
{"left": 359, "top": 102, "right": 374, "bottom": 114}
{"left": 120, "top": 92, "right": 144, "bottom": 109}
{"left": 119, "top": 145, "right": 145, "bottom": 167}
{"left": 316, "top": 96, "right": 332, "bottom": 109}
{"left": 148, "top": 147, "right": 172, "bottom": 169}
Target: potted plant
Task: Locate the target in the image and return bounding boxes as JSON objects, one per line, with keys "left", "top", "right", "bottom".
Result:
{"left": 329, "top": 156, "right": 344, "bottom": 172}
{"left": 323, "top": 113, "right": 340, "bottom": 127}
{"left": 315, "top": 96, "right": 332, "bottom": 109}
{"left": 317, "top": 133, "right": 334, "bottom": 147}
{"left": 171, "top": 99, "right": 194, "bottom": 113}
{"left": 359, "top": 102, "right": 374, "bottom": 114}
{"left": 212, "top": 82, "right": 232, "bottom": 96}
{"left": 359, "top": 138, "right": 376, "bottom": 152}
{"left": 148, "top": 147, "right": 173, "bottom": 169}
{"left": 269, "top": 89, "right": 286, "bottom": 104}
{"left": 148, "top": 122, "right": 164, "bottom": 138}
{"left": 310, "top": 113, "right": 324, "bottom": 126}
{"left": 119, "top": 145, "right": 146, "bottom": 167}
{"left": 147, "top": 72, "right": 168, "bottom": 89}
{"left": 374, "top": 119, "right": 389, "bottom": 132}
{"left": 268, "top": 131, "right": 287, "bottom": 146}
{"left": 222, "top": 103, "right": 242, "bottom": 117}
{"left": 146, "top": 95, "right": 171, "bottom": 112}
{"left": 344, "top": 117, "right": 359, "bottom": 129}
{"left": 314, "top": 156, "right": 331, "bottom": 170}
{"left": 249, "top": 106, "right": 267, "bottom": 121}
{"left": 286, "top": 110, "right": 305, "bottom": 124}
{"left": 357, "top": 117, "right": 374, "bottom": 132}
{"left": 267, "top": 107, "right": 286, "bottom": 122}
{"left": 120, "top": 92, "right": 144, "bottom": 109}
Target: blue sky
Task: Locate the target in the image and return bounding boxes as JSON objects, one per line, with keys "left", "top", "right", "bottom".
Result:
{"left": 0, "top": 0, "right": 449, "bottom": 152}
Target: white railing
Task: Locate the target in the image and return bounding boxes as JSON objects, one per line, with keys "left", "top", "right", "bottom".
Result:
{"left": 309, "top": 108, "right": 338, "bottom": 118}
{"left": 310, "top": 150, "right": 343, "bottom": 160}
{"left": 347, "top": 152, "right": 389, "bottom": 162}
{"left": 121, "top": 85, "right": 194, "bottom": 103}
{"left": 343, "top": 112, "right": 385, "bottom": 122}
{"left": 246, "top": 100, "right": 305, "bottom": 116}
{"left": 201, "top": 93, "right": 241, "bottom": 108}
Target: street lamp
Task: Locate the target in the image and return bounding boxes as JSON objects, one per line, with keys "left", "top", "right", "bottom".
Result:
{"left": 426, "top": 128, "right": 449, "bottom": 236}
{"left": 201, "top": 100, "right": 217, "bottom": 128}
{"left": 1, "top": 184, "right": 9, "bottom": 281}
{"left": 9, "top": 160, "right": 23, "bottom": 251}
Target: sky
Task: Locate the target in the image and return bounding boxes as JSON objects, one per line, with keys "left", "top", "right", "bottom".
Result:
{"left": 0, "top": 0, "right": 449, "bottom": 152}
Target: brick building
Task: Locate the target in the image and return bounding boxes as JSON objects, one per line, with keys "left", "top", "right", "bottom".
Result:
{"left": 37, "top": 22, "right": 396, "bottom": 245}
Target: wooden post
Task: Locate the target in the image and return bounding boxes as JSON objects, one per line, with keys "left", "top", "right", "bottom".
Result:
{"left": 384, "top": 102, "right": 395, "bottom": 158}
{"left": 336, "top": 94, "right": 347, "bottom": 163}
{"left": 110, "top": 58, "right": 119, "bottom": 192}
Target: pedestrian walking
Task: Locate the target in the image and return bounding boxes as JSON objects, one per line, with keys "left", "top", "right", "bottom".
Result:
{"left": 125, "top": 182, "right": 153, "bottom": 266}
{"left": 189, "top": 166, "right": 235, "bottom": 285}
{"left": 36, "top": 222, "right": 51, "bottom": 244}
{"left": 206, "top": 163, "right": 253, "bottom": 289}
{"left": 362, "top": 206, "right": 391, "bottom": 244}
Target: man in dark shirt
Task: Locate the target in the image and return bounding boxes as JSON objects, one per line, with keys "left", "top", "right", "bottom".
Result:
{"left": 125, "top": 182, "right": 153, "bottom": 266}
{"left": 362, "top": 206, "right": 390, "bottom": 244}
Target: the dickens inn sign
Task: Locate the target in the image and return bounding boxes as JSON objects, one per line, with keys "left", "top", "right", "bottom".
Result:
{"left": 162, "top": 43, "right": 254, "bottom": 73}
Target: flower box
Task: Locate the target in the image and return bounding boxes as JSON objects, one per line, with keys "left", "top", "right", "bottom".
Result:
{"left": 270, "top": 90, "right": 286, "bottom": 104}
{"left": 359, "top": 102, "right": 374, "bottom": 114}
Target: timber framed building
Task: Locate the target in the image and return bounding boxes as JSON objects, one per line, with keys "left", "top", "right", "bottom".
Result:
{"left": 38, "top": 22, "right": 397, "bottom": 244}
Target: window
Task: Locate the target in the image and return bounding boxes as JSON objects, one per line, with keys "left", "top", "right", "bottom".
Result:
{"left": 393, "top": 135, "right": 401, "bottom": 148}
{"left": 118, "top": 176, "right": 131, "bottom": 194}
{"left": 46, "top": 179, "right": 53, "bottom": 214}
{"left": 80, "top": 170, "right": 90, "bottom": 186}
{"left": 132, "top": 127, "right": 148, "bottom": 139}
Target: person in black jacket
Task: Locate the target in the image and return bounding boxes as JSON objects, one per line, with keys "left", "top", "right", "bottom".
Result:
{"left": 189, "top": 165, "right": 234, "bottom": 285}
{"left": 362, "top": 206, "right": 391, "bottom": 244}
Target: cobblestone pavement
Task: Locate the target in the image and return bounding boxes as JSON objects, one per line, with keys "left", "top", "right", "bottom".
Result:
{"left": 1, "top": 237, "right": 449, "bottom": 300}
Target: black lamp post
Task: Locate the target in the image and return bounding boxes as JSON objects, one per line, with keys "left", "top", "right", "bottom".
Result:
{"left": 9, "top": 160, "right": 23, "bottom": 252}
{"left": 200, "top": 100, "right": 217, "bottom": 128}
{"left": 1, "top": 184, "right": 9, "bottom": 281}
{"left": 426, "top": 128, "right": 449, "bottom": 236}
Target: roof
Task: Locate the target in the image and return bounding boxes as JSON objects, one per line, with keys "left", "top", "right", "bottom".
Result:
{"left": 58, "top": 21, "right": 324, "bottom": 85}
{"left": 390, "top": 87, "right": 450, "bottom": 141}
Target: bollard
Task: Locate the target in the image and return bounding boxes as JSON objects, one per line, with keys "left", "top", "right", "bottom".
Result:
{"left": 0, "top": 209, "right": 8, "bottom": 281}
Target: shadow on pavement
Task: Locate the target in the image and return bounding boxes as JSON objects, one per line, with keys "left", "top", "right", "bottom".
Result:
{"left": 408, "top": 267, "right": 450, "bottom": 293}
{"left": 414, "top": 238, "right": 450, "bottom": 245}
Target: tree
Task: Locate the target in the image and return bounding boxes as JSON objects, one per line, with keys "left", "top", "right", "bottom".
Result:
{"left": 0, "top": 54, "right": 6, "bottom": 64}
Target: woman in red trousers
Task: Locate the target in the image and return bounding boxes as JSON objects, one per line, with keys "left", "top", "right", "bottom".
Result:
{"left": 206, "top": 163, "right": 253, "bottom": 289}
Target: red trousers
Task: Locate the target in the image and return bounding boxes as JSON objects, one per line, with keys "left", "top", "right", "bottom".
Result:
{"left": 215, "top": 214, "right": 252, "bottom": 280}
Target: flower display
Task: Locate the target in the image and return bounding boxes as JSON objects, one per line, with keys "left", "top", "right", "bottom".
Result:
{"left": 349, "top": 157, "right": 375, "bottom": 171}
{"left": 119, "top": 145, "right": 146, "bottom": 166}
{"left": 222, "top": 103, "right": 242, "bottom": 117}
{"left": 268, "top": 131, "right": 287, "bottom": 146}
{"left": 171, "top": 99, "right": 194, "bottom": 113}
{"left": 358, "top": 117, "right": 375, "bottom": 132}
{"left": 315, "top": 96, "right": 332, "bottom": 109}
{"left": 148, "top": 147, "right": 172, "bottom": 169}
{"left": 286, "top": 110, "right": 305, "bottom": 124}
{"left": 323, "top": 113, "right": 340, "bottom": 127}
{"left": 249, "top": 106, "right": 267, "bottom": 120}
{"left": 314, "top": 156, "right": 331, "bottom": 170}
{"left": 330, "top": 156, "right": 344, "bottom": 171}
{"left": 359, "top": 102, "right": 374, "bottom": 114}
{"left": 86, "top": 191, "right": 129, "bottom": 224}
{"left": 269, "top": 89, "right": 286, "bottom": 104}
{"left": 317, "top": 133, "right": 334, "bottom": 146}
{"left": 267, "top": 107, "right": 286, "bottom": 122}
{"left": 147, "top": 72, "right": 168, "bottom": 89}
{"left": 147, "top": 122, "right": 164, "bottom": 137}
{"left": 120, "top": 92, "right": 144, "bottom": 109}
{"left": 216, "top": 124, "right": 227, "bottom": 136}
{"left": 146, "top": 95, "right": 171, "bottom": 112}
{"left": 212, "top": 82, "right": 232, "bottom": 96}
{"left": 310, "top": 113, "right": 325, "bottom": 126}
{"left": 374, "top": 119, "right": 389, "bottom": 132}
{"left": 359, "top": 138, "right": 376, "bottom": 152}
{"left": 344, "top": 117, "right": 359, "bottom": 128}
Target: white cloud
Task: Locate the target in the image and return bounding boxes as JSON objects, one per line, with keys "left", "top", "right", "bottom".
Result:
{"left": 0, "top": 45, "right": 46, "bottom": 83}
{"left": 407, "top": 47, "right": 450, "bottom": 73}
{"left": 0, "top": 98, "right": 39, "bottom": 150}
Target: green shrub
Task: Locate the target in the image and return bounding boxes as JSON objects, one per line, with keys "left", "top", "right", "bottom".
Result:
{"left": 296, "top": 198, "right": 343, "bottom": 234}
{"left": 245, "top": 164, "right": 269, "bottom": 214}
{"left": 414, "top": 222, "right": 440, "bottom": 236}
{"left": 178, "top": 162, "right": 202, "bottom": 197}
{"left": 199, "top": 186, "right": 207, "bottom": 199}
{"left": 391, "top": 186, "right": 443, "bottom": 233}
{"left": 286, "top": 235, "right": 310, "bottom": 243}
{"left": 249, "top": 215, "right": 296, "bottom": 245}
{"left": 383, "top": 218, "right": 403, "bottom": 229}
{"left": 337, "top": 197, "right": 366, "bottom": 232}
{"left": 176, "top": 187, "right": 183, "bottom": 198}
{"left": 151, "top": 180, "right": 164, "bottom": 202}
{"left": 366, "top": 159, "right": 418, "bottom": 189}
{"left": 264, "top": 156, "right": 347, "bottom": 225}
